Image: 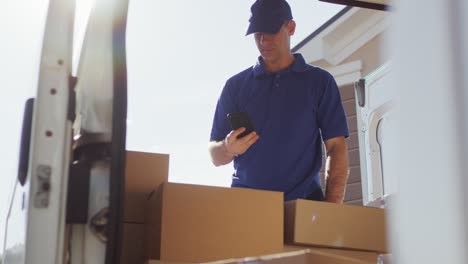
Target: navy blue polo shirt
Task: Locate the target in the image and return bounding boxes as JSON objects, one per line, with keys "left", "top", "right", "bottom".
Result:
{"left": 210, "top": 54, "right": 348, "bottom": 201}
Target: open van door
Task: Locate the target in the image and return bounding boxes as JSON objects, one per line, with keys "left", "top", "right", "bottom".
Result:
{"left": 2, "top": 0, "right": 129, "bottom": 263}
{"left": 354, "top": 63, "right": 396, "bottom": 206}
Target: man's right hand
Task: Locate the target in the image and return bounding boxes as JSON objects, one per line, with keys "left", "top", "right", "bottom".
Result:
{"left": 208, "top": 127, "right": 259, "bottom": 167}
{"left": 224, "top": 127, "right": 260, "bottom": 156}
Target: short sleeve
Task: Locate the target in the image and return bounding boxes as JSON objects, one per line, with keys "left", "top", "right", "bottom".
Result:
{"left": 316, "top": 73, "right": 349, "bottom": 140}
{"left": 210, "top": 80, "right": 238, "bottom": 141}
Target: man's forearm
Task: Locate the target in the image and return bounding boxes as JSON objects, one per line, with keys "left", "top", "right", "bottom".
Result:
{"left": 208, "top": 140, "right": 236, "bottom": 166}
{"left": 325, "top": 170, "right": 348, "bottom": 204}
{"left": 324, "top": 139, "right": 349, "bottom": 204}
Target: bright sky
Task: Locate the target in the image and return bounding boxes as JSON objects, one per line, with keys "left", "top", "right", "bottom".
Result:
{"left": 0, "top": 0, "right": 343, "bottom": 255}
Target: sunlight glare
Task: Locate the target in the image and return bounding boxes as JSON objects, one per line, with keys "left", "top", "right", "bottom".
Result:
{"left": 73, "top": 0, "right": 95, "bottom": 73}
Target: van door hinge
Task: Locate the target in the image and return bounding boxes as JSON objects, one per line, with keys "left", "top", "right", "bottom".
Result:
{"left": 34, "top": 164, "right": 51, "bottom": 208}
{"left": 68, "top": 75, "right": 77, "bottom": 122}
{"left": 355, "top": 79, "right": 366, "bottom": 107}
{"left": 66, "top": 141, "right": 111, "bottom": 224}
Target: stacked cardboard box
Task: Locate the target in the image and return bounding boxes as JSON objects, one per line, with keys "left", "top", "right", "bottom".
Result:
{"left": 205, "top": 247, "right": 381, "bottom": 264}
{"left": 145, "top": 182, "right": 284, "bottom": 263}
{"left": 121, "top": 152, "right": 286, "bottom": 263}
{"left": 143, "top": 190, "right": 388, "bottom": 263}
{"left": 145, "top": 247, "right": 381, "bottom": 264}
{"left": 121, "top": 151, "right": 169, "bottom": 264}
{"left": 284, "top": 199, "right": 388, "bottom": 253}
{"left": 121, "top": 153, "right": 388, "bottom": 264}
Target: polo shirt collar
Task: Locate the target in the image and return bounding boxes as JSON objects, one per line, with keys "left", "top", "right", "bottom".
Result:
{"left": 253, "top": 53, "right": 308, "bottom": 78}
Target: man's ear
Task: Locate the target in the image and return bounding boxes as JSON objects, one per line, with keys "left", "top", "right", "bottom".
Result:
{"left": 288, "top": 20, "right": 296, "bottom": 36}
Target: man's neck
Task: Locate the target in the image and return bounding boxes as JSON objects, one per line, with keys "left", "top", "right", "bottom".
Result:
{"left": 263, "top": 53, "right": 295, "bottom": 73}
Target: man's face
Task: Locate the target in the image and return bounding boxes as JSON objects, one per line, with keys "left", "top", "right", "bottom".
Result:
{"left": 254, "top": 20, "right": 296, "bottom": 65}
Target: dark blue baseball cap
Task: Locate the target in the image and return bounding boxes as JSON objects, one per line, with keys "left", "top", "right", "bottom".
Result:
{"left": 246, "top": 0, "right": 293, "bottom": 35}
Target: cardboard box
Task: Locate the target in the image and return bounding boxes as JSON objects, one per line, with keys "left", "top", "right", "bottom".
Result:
{"left": 283, "top": 245, "right": 380, "bottom": 263}
{"left": 125, "top": 151, "right": 169, "bottom": 223}
{"left": 147, "top": 261, "right": 188, "bottom": 264}
{"left": 210, "top": 249, "right": 378, "bottom": 264}
{"left": 203, "top": 250, "right": 311, "bottom": 264}
{"left": 146, "top": 182, "right": 284, "bottom": 263}
{"left": 299, "top": 248, "right": 379, "bottom": 264}
{"left": 284, "top": 199, "right": 387, "bottom": 253}
{"left": 121, "top": 223, "right": 146, "bottom": 264}
{"left": 146, "top": 247, "right": 380, "bottom": 264}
